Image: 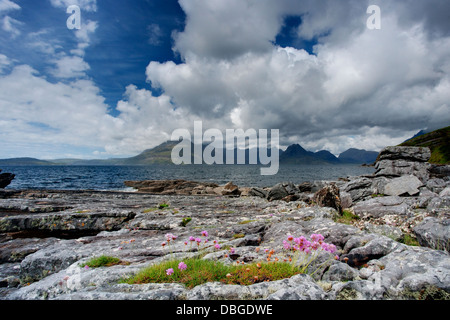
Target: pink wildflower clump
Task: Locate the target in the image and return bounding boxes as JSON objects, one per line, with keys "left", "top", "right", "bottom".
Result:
{"left": 178, "top": 261, "right": 187, "bottom": 271}
{"left": 166, "top": 268, "right": 174, "bottom": 276}
{"left": 284, "top": 233, "right": 336, "bottom": 254}
{"left": 165, "top": 233, "right": 177, "bottom": 242}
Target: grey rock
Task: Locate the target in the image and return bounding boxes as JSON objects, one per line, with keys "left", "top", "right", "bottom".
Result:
{"left": 376, "top": 146, "right": 431, "bottom": 162}
{"left": 440, "top": 187, "right": 450, "bottom": 197}
{"left": 429, "top": 164, "right": 450, "bottom": 179}
{"left": 353, "top": 196, "right": 409, "bottom": 218}
{"left": 248, "top": 187, "right": 268, "bottom": 198}
{"left": 374, "top": 246, "right": 450, "bottom": 298}
{"left": 364, "top": 223, "right": 404, "bottom": 242}
{"left": 374, "top": 159, "right": 431, "bottom": 182}
{"left": 427, "top": 178, "right": 447, "bottom": 194}
{"left": 383, "top": 175, "right": 423, "bottom": 196}
{"left": 341, "top": 235, "right": 403, "bottom": 267}
{"left": 414, "top": 217, "right": 450, "bottom": 252}
{"left": 341, "top": 178, "right": 373, "bottom": 202}
{"left": 322, "top": 261, "right": 358, "bottom": 282}
{"left": 267, "top": 183, "right": 289, "bottom": 201}
{"left": 339, "top": 191, "right": 353, "bottom": 209}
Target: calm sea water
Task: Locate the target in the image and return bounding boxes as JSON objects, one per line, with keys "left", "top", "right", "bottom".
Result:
{"left": 1, "top": 165, "right": 374, "bottom": 190}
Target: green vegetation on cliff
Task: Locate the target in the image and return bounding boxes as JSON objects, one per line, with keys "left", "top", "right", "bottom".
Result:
{"left": 400, "top": 126, "right": 450, "bottom": 164}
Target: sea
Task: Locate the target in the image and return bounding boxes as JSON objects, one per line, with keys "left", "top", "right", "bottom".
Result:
{"left": 0, "top": 164, "right": 374, "bottom": 191}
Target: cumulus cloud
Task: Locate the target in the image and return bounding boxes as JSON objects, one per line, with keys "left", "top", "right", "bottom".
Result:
{"left": 0, "top": 65, "right": 112, "bottom": 156}
{"left": 144, "top": 0, "right": 450, "bottom": 154}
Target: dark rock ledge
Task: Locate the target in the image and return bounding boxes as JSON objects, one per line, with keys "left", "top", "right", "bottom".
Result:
{"left": 0, "top": 146, "right": 449, "bottom": 300}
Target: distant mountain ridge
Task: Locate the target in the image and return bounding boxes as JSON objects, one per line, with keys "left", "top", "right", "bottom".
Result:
{"left": 338, "top": 148, "right": 379, "bottom": 164}
{"left": 0, "top": 141, "right": 379, "bottom": 166}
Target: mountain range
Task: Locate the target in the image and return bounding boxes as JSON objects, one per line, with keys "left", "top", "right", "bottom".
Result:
{"left": 0, "top": 141, "right": 379, "bottom": 166}
{"left": 2, "top": 125, "right": 448, "bottom": 166}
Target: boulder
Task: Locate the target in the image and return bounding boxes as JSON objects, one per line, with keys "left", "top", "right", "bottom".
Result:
{"left": 297, "top": 182, "right": 313, "bottom": 193}
{"left": 373, "top": 146, "right": 432, "bottom": 183}
{"left": 440, "top": 187, "right": 450, "bottom": 197}
{"left": 414, "top": 217, "right": 450, "bottom": 252}
{"left": 383, "top": 175, "right": 423, "bottom": 196}
{"left": 353, "top": 196, "right": 408, "bottom": 218}
{"left": 376, "top": 146, "right": 431, "bottom": 162}
{"left": 0, "top": 171, "right": 15, "bottom": 189}
{"left": 341, "top": 177, "right": 373, "bottom": 202}
{"left": 267, "top": 183, "right": 289, "bottom": 202}
{"left": 374, "top": 160, "right": 431, "bottom": 182}
{"left": 221, "top": 181, "right": 241, "bottom": 196}
{"left": 248, "top": 187, "right": 268, "bottom": 198}
{"left": 313, "top": 184, "right": 342, "bottom": 214}
{"left": 426, "top": 178, "right": 447, "bottom": 194}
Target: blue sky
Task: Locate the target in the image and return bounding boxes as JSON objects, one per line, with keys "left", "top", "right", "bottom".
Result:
{"left": 0, "top": 0, "right": 449, "bottom": 159}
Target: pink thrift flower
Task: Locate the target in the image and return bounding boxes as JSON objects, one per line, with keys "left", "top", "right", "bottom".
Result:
{"left": 283, "top": 240, "right": 291, "bottom": 250}
{"left": 201, "top": 230, "right": 209, "bottom": 237}
{"left": 287, "top": 235, "right": 294, "bottom": 242}
{"left": 166, "top": 268, "right": 174, "bottom": 276}
{"left": 327, "top": 244, "right": 337, "bottom": 253}
{"left": 178, "top": 262, "right": 187, "bottom": 271}
{"left": 311, "top": 233, "right": 324, "bottom": 243}
{"left": 214, "top": 244, "right": 221, "bottom": 250}
{"left": 229, "top": 248, "right": 235, "bottom": 254}
{"left": 189, "top": 236, "right": 195, "bottom": 242}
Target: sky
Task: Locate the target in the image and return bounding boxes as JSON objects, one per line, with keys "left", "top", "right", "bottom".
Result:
{"left": 0, "top": 0, "right": 449, "bottom": 160}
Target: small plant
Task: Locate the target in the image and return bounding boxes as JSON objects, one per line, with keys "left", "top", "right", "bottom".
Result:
{"left": 239, "top": 220, "right": 256, "bottom": 225}
{"left": 158, "top": 202, "right": 170, "bottom": 209}
{"left": 334, "top": 210, "right": 360, "bottom": 225}
{"left": 371, "top": 194, "right": 385, "bottom": 198}
{"left": 80, "top": 255, "right": 123, "bottom": 268}
{"left": 180, "top": 217, "right": 192, "bottom": 227}
{"left": 400, "top": 233, "right": 420, "bottom": 246}
{"left": 233, "top": 233, "right": 245, "bottom": 239}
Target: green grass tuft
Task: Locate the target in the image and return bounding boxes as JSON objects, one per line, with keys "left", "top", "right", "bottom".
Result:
{"left": 80, "top": 255, "right": 123, "bottom": 268}
{"left": 120, "top": 258, "right": 302, "bottom": 289}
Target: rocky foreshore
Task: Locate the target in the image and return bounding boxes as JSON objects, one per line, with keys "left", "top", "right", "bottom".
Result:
{"left": 0, "top": 146, "right": 449, "bottom": 300}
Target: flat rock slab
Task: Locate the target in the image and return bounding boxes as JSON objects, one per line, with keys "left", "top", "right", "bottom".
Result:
{"left": 383, "top": 175, "right": 423, "bottom": 196}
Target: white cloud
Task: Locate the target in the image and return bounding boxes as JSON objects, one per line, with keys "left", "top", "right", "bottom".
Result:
{"left": 50, "top": 55, "right": 90, "bottom": 78}
{"left": 49, "top": 0, "right": 97, "bottom": 12}
{"left": 144, "top": 0, "right": 450, "bottom": 154}
{"left": 0, "top": 65, "right": 112, "bottom": 157}
{"left": 1, "top": 14, "right": 22, "bottom": 37}
{"left": 147, "top": 23, "right": 163, "bottom": 46}
{"left": 0, "top": 0, "right": 20, "bottom": 12}
{"left": 0, "top": 53, "right": 12, "bottom": 73}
